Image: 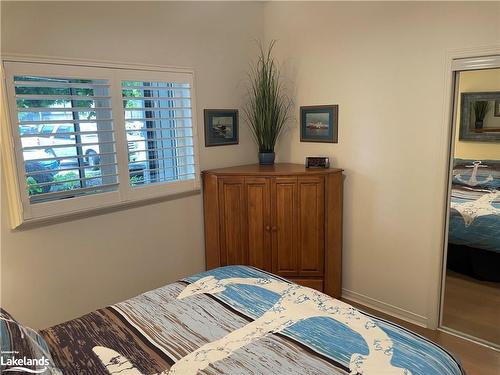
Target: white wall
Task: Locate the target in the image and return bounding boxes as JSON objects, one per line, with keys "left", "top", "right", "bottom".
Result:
{"left": 1, "top": 1, "right": 262, "bottom": 328}
{"left": 264, "top": 2, "right": 500, "bottom": 326}
{"left": 2, "top": 1, "right": 499, "bottom": 330}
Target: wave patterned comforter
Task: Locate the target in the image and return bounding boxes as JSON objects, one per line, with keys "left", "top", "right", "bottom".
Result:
{"left": 41, "top": 266, "right": 465, "bottom": 375}
{"left": 449, "top": 187, "right": 500, "bottom": 252}
{"left": 449, "top": 159, "right": 500, "bottom": 252}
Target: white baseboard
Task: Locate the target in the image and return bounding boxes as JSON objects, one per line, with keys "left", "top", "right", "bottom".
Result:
{"left": 342, "top": 288, "right": 429, "bottom": 328}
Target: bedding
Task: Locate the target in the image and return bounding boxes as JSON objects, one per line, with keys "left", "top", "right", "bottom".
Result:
{"left": 452, "top": 159, "right": 500, "bottom": 190}
{"left": 449, "top": 186, "right": 500, "bottom": 253}
{"left": 449, "top": 159, "right": 500, "bottom": 253}
{"left": 39, "top": 266, "right": 465, "bottom": 375}
{"left": 1, "top": 308, "right": 61, "bottom": 374}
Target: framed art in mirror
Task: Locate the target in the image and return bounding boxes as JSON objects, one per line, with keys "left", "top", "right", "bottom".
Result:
{"left": 459, "top": 91, "right": 500, "bottom": 142}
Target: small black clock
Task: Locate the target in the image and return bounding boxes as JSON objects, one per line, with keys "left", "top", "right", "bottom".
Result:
{"left": 305, "top": 157, "right": 330, "bottom": 168}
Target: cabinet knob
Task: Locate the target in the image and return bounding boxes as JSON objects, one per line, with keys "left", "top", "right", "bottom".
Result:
{"left": 265, "top": 225, "right": 271, "bottom": 231}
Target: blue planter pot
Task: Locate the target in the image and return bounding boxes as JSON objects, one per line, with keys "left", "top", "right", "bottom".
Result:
{"left": 259, "top": 152, "right": 275, "bottom": 165}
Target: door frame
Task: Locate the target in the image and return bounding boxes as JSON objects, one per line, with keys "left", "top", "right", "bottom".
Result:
{"left": 428, "top": 45, "right": 500, "bottom": 333}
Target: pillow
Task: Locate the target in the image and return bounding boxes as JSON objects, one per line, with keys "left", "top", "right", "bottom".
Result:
{"left": 452, "top": 159, "right": 500, "bottom": 190}
{"left": 1, "top": 308, "right": 62, "bottom": 374}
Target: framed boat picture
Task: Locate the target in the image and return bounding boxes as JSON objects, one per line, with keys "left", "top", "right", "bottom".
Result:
{"left": 300, "top": 105, "right": 338, "bottom": 143}
{"left": 204, "top": 109, "right": 239, "bottom": 146}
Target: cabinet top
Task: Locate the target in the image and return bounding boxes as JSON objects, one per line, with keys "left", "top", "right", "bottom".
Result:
{"left": 202, "top": 163, "right": 343, "bottom": 176}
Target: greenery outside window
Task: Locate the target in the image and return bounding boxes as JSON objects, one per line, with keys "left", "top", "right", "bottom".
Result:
{"left": 2, "top": 60, "right": 200, "bottom": 225}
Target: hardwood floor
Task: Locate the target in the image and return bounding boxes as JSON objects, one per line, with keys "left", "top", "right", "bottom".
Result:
{"left": 343, "top": 298, "right": 500, "bottom": 375}
{"left": 442, "top": 270, "right": 500, "bottom": 346}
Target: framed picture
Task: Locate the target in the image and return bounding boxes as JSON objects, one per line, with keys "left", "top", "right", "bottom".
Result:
{"left": 204, "top": 109, "right": 239, "bottom": 147}
{"left": 300, "top": 105, "right": 338, "bottom": 143}
{"left": 459, "top": 92, "right": 500, "bottom": 142}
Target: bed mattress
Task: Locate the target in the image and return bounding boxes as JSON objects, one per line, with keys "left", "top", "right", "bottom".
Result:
{"left": 41, "top": 266, "right": 465, "bottom": 375}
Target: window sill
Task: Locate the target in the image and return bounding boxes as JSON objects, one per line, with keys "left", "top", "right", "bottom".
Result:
{"left": 13, "top": 188, "right": 201, "bottom": 230}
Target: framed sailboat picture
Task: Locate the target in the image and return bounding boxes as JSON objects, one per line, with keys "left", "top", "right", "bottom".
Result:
{"left": 300, "top": 105, "right": 338, "bottom": 143}
{"left": 204, "top": 109, "right": 239, "bottom": 146}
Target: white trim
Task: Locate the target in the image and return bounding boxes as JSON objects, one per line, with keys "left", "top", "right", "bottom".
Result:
{"left": 452, "top": 54, "right": 500, "bottom": 71}
{"left": 2, "top": 58, "right": 201, "bottom": 227}
{"left": 428, "top": 57, "right": 457, "bottom": 330}
{"left": 17, "top": 189, "right": 201, "bottom": 230}
{"left": 0, "top": 65, "right": 23, "bottom": 228}
{"left": 4, "top": 62, "right": 123, "bottom": 221}
{"left": 437, "top": 71, "right": 460, "bottom": 332}
{"left": 439, "top": 327, "right": 500, "bottom": 352}
{"left": 116, "top": 68, "right": 201, "bottom": 201}
{"left": 428, "top": 45, "right": 500, "bottom": 332}
{"left": 29, "top": 190, "right": 121, "bottom": 218}
{"left": 110, "top": 71, "right": 131, "bottom": 202}
{"left": 189, "top": 69, "right": 202, "bottom": 196}
{"left": 342, "top": 288, "right": 429, "bottom": 328}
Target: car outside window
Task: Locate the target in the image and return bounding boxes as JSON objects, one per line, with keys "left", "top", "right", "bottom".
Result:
{"left": 3, "top": 60, "right": 199, "bottom": 224}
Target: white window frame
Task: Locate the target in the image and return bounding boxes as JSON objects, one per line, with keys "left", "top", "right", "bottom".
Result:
{"left": 2, "top": 57, "right": 200, "bottom": 226}
{"left": 114, "top": 69, "right": 200, "bottom": 202}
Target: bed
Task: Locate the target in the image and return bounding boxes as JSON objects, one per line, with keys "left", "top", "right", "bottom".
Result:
{"left": 448, "top": 159, "right": 500, "bottom": 280}
{"left": 2, "top": 266, "right": 465, "bottom": 375}
{"left": 449, "top": 186, "right": 500, "bottom": 252}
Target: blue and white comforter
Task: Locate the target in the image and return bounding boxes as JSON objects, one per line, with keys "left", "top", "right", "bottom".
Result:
{"left": 449, "top": 187, "right": 500, "bottom": 252}
{"left": 42, "top": 266, "right": 465, "bottom": 375}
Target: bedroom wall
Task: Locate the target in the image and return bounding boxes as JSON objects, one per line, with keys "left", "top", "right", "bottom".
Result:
{"left": 0, "top": 1, "right": 262, "bottom": 328}
{"left": 1, "top": 1, "right": 499, "bottom": 331}
{"left": 264, "top": 2, "right": 500, "bottom": 326}
{"left": 454, "top": 68, "right": 500, "bottom": 160}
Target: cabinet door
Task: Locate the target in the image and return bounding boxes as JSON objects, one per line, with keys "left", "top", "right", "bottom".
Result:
{"left": 289, "top": 278, "right": 324, "bottom": 292}
{"left": 298, "top": 176, "right": 325, "bottom": 276}
{"left": 218, "top": 176, "right": 247, "bottom": 265}
{"left": 272, "top": 177, "right": 299, "bottom": 276}
{"left": 245, "top": 177, "right": 272, "bottom": 271}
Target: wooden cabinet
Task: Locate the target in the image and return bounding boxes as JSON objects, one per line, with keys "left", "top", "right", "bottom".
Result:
{"left": 272, "top": 177, "right": 298, "bottom": 276}
{"left": 245, "top": 177, "right": 271, "bottom": 271}
{"left": 218, "top": 177, "right": 247, "bottom": 266}
{"left": 297, "top": 177, "right": 325, "bottom": 276}
{"left": 202, "top": 163, "right": 343, "bottom": 297}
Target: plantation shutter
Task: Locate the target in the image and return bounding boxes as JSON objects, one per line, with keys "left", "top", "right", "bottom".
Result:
{"left": 121, "top": 80, "right": 196, "bottom": 188}
{"left": 3, "top": 60, "right": 200, "bottom": 225}
{"left": 12, "top": 75, "right": 119, "bottom": 203}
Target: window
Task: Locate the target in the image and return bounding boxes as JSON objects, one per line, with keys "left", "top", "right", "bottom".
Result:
{"left": 3, "top": 61, "right": 200, "bottom": 223}
{"left": 122, "top": 80, "right": 195, "bottom": 188}
{"left": 14, "top": 74, "right": 117, "bottom": 204}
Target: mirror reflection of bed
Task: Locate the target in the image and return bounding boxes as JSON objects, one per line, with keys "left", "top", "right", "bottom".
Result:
{"left": 441, "top": 67, "right": 500, "bottom": 348}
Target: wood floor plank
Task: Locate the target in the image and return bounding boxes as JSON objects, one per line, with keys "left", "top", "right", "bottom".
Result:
{"left": 442, "top": 271, "right": 500, "bottom": 346}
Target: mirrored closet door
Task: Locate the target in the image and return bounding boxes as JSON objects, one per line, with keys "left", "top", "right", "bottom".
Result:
{"left": 441, "top": 58, "right": 500, "bottom": 348}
